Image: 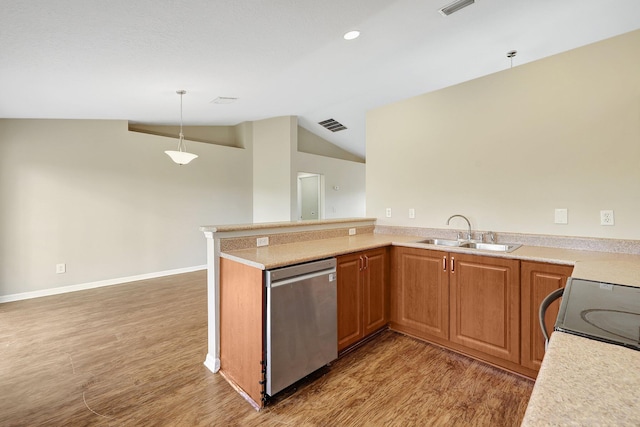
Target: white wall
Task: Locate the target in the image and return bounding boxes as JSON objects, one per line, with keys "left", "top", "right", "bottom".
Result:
{"left": 295, "top": 151, "right": 366, "bottom": 219}
{"left": 0, "top": 119, "right": 253, "bottom": 298}
{"left": 0, "top": 113, "right": 367, "bottom": 300}
{"left": 251, "top": 116, "right": 367, "bottom": 222}
{"left": 366, "top": 29, "right": 640, "bottom": 239}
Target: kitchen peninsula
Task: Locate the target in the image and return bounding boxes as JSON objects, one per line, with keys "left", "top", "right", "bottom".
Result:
{"left": 201, "top": 218, "right": 640, "bottom": 423}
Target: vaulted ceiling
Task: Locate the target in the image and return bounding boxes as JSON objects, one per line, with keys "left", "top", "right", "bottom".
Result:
{"left": 2, "top": 0, "right": 639, "bottom": 159}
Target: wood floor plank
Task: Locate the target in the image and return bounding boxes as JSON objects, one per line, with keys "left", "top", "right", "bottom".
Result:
{"left": 0, "top": 271, "right": 533, "bottom": 426}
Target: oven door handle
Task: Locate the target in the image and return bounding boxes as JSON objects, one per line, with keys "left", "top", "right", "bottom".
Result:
{"left": 539, "top": 287, "right": 564, "bottom": 350}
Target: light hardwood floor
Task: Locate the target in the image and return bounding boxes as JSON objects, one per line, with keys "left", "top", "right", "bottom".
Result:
{"left": 0, "top": 271, "right": 533, "bottom": 426}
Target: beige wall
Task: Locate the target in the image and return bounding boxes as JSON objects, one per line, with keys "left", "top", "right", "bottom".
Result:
{"left": 128, "top": 123, "right": 246, "bottom": 148}
{"left": 0, "top": 119, "right": 253, "bottom": 297}
{"left": 297, "top": 126, "right": 365, "bottom": 163}
{"left": 252, "top": 116, "right": 296, "bottom": 222}
{"left": 366, "top": 29, "right": 640, "bottom": 239}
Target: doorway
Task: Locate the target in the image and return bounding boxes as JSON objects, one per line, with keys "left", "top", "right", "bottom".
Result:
{"left": 297, "top": 173, "right": 324, "bottom": 220}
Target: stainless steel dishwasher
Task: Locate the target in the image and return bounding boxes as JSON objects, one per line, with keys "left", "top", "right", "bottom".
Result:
{"left": 265, "top": 257, "right": 337, "bottom": 397}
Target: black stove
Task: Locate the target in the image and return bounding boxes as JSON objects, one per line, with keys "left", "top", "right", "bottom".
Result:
{"left": 555, "top": 277, "right": 640, "bottom": 351}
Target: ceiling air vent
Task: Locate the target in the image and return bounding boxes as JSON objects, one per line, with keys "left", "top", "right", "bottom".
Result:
{"left": 318, "top": 118, "right": 347, "bottom": 132}
{"left": 211, "top": 97, "right": 238, "bottom": 104}
{"left": 439, "top": 0, "right": 475, "bottom": 16}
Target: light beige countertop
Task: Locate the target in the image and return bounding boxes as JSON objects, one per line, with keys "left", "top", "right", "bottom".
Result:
{"left": 221, "top": 233, "right": 419, "bottom": 269}
{"left": 220, "top": 231, "right": 640, "bottom": 424}
{"left": 200, "top": 217, "right": 376, "bottom": 233}
{"left": 223, "top": 234, "right": 640, "bottom": 289}
{"left": 521, "top": 332, "right": 640, "bottom": 426}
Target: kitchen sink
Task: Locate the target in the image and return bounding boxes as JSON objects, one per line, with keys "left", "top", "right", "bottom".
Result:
{"left": 415, "top": 238, "right": 521, "bottom": 253}
{"left": 459, "top": 242, "right": 522, "bottom": 252}
{"left": 416, "top": 238, "right": 462, "bottom": 247}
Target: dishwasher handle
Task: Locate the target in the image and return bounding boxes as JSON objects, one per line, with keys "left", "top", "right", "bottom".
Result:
{"left": 268, "top": 268, "right": 336, "bottom": 288}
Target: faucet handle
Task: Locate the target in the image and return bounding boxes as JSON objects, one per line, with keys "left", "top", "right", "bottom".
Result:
{"left": 487, "top": 231, "right": 495, "bottom": 243}
{"left": 478, "top": 232, "right": 484, "bottom": 243}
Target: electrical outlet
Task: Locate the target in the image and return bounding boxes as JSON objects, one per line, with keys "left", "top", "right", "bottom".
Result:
{"left": 256, "top": 237, "right": 269, "bottom": 247}
{"left": 554, "top": 208, "right": 568, "bottom": 224}
{"left": 56, "top": 263, "right": 66, "bottom": 274}
{"left": 600, "top": 210, "right": 614, "bottom": 226}
{"left": 409, "top": 208, "right": 415, "bottom": 219}
{"left": 385, "top": 208, "right": 392, "bottom": 218}
{"left": 349, "top": 228, "right": 356, "bottom": 236}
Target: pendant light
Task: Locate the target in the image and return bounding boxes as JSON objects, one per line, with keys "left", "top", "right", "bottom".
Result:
{"left": 165, "top": 90, "right": 198, "bottom": 165}
{"left": 507, "top": 50, "right": 517, "bottom": 68}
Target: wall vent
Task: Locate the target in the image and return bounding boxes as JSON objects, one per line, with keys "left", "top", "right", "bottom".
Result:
{"left": 439, "top": 0, "right": 475, "bottom": 16}
{"left": 318, "top": 118, "right": 347, "bottom": 132}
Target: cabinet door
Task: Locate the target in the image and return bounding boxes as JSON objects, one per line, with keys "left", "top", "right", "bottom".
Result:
{"left": 362, "top": 248, "right": 388, "bottom": 337}
{"left": 337, "top": 252, "right": 363, "bottom": 351}
{"left": 391, "top": 247, "right": 449, "bottom": 340}
{"left": 449, "top": 254, "right": 520, "bottom": 363}
{"left": 521, "top": 261, "right": 573, "bottom": 371}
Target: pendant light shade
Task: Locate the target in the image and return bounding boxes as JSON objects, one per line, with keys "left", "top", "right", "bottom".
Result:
{"left": 165, "top": 150, "right": 198, "bottom": 165}
{"left": 165, "top": 90, "right": 198, "bottom": 165}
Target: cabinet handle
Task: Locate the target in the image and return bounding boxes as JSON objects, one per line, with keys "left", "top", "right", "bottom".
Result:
{"left": 443, "top": 256, "right": 447, "bottom": 272}
{"left": 364, "top": 255, "right": 369, "bottom": 270}
{"left": 359, "top": 256, "right": 363, "bottom": 271}
{"left": 450, "top": 257, "right": 455, "bottom": 273}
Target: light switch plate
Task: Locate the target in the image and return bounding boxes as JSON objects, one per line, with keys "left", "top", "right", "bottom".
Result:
{"left": 409, "top": 208, "right": 415, "bottom": 219}
{"left": 554, "top": 208, "right": 568, "bottom": 224}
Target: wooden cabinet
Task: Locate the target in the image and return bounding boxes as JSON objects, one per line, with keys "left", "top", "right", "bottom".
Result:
{"left": 337, "top": 248, "right": 388, "bottom": 352}
{"left": 520, "top": 261, "right": 573, "bottom": 372}
{"left": 390, "top": 247, "right": 449, "bottom": 341}
{"left": 337, "top": 252, "right": 363, "bottom": 351}
{"left": 390, "top": 250, "right": 578, "bottom": 377}
{"left": 362, "top": 248, "right": 388, "bottom": 336}
{"left": 219, "top": 257, "right": 265, "bottom": 409}
{"left": 392, "top": 247, "right": 522, "bottom": 368}
{"left": 449, "top": 254, "right": 521, "bottom": 364}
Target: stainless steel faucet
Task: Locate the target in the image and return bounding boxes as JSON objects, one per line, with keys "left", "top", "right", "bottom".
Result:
{"left": 447, "top": 214, "right": 472, "bottom": 241}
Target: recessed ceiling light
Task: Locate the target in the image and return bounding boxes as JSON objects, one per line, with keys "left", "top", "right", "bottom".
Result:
{"left": 343, "top": 30, "right": 360, "bottom": 41}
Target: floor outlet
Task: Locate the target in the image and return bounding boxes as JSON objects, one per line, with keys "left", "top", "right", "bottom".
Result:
{"left": 56, "top": 263, "right": 66, "bottom": 274}
{"left": 600, "top": 210, "right": 614, "bottom": 226}
{"left": 385, "top": 208, "right": 392, "bottom": 218}
{"left": 349, "top": 228, "right": 356, "bottom": 236}
{"left": 257, "top": 237, "right": 269, "bottom": 247}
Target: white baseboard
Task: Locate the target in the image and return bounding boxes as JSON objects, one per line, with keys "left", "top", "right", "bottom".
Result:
{"left": 0, "top": 265, "right": 207, "bottom": 303}
{"left": 204, "top": 354, "right": 220, "bottom": 373}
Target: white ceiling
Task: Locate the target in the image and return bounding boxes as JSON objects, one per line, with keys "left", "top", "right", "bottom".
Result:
{"left": 2, "top": 0, "right": 640, "bottom": 159}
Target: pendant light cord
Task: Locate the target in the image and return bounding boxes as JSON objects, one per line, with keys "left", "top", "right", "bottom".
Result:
{"left": 507, "top": 50, "right": 517, "bottom": 69}
{"left": 178, "top": 90, "right": 186, "bottom": 152}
